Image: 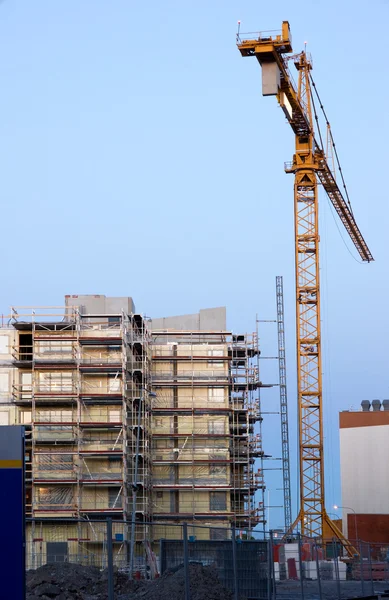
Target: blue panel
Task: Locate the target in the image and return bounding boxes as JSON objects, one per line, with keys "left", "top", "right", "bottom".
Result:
{"left": 0, "top": 468, "right": 26, "bottom": 599}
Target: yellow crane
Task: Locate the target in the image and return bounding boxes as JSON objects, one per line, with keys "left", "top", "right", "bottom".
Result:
{"left": 237, "top": 22, "right": 373, "bottom": 552}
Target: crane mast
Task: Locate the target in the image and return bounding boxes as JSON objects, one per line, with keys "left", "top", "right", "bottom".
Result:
{"left": 291, "top": 52, "right": 324, "bottom": 539}
{"left": 276, "top": 276, "right": 292, "bottom": 531}
{"left": 237, "top": 22, "right": 373, "bottom": 550}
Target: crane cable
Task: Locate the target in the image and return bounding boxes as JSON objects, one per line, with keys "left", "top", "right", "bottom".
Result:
{"left": 309, "top": 74, "right": 354, "bottom": 216}
{"left": 309, "top": 84, "right": 325, "bottom": 161}
{"left": 309, "top": 74, "right": 362, "bottom": 264}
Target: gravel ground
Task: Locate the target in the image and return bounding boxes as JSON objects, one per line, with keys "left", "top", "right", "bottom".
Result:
{"left": 276, "top": 579, "right": 389, "bottom": 599}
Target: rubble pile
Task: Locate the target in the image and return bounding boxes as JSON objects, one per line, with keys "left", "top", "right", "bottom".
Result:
{"left": 26, "top": 562, "right": 138, "bottom": 600}
{"left": 26, "top": 562, "right": 234, "bottom": 600}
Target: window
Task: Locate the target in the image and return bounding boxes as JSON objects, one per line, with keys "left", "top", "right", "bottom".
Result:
{"left": 210, "top": 464, "right": 227, "bottom": 476}
{"left": 0, "top": 373, "right": 9, "bottom": 393}
{"left": 108, "top": 376, "right": 121, "bottom": 392}
{"left": 156, "top": 491, "right": 163, "bottom": 499}
{"left": 0, "top": 335, "right": 8, "bottom": 354}
{"left": 19, "top": 334, "right": 33, "bottom": 360}
{"left": 21, "top": 372, "right": 32, "bottom": 386}
{"left": 208, "top": 349, "right": 224, "bottom": 366}
{"left": 20, "top": 372, "right": 32, "bottom": 400}
{"left": 108, "top": 316, "right": 121, "bottom": 326}
{"left": 36, "top": 341, "right": 73, "bottom": 356}
{"left": 210, "top": 492, "right": 227, "bottom": 511}
{"left": 0, "top": 411, "right": 9, "bottom": 425}
{"left": 37, "top": 487, "right": 73, "bottom": 508}
{"left": 108, "top": 487, "right": 122, "bottom": 508}
{"left": 38, "top": 372, "right": 73, "bottom": 392}
{"left": 39, "top": 455, "right": 73, "bottom": 471}
{"left": 109, "top": 410, "right": 121, "bottom": 423}
{"left": 35, "top": 410, "right": 72, "bottom": 423}
{"left": 210, "top": 528, "right": 229, "bottom": 540}
{"left": 154, "top": 438, "right": 174, "bottom": 449}
{"left": 208, "top": 420, "right": 225, "bottom": 435}
{"left": 20, "top": 411, "right": 32, "bottom": 424}
{"left": 208, "top": 388, "right": 225, "bottom": 403}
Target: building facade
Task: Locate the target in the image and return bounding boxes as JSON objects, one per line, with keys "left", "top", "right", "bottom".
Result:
{"left": 339, "top": 400, "right": 389, "bottom": 543}
{"left": 151, "top": 308, "right": 264, "bottom": 540}
{"left": 0, "top": 296, "right": 265, "bottom": 567}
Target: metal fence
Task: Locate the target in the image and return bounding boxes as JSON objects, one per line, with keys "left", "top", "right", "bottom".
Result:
{"left": 26, "top": 519, "right": 270, "bottom": 600}
{"left": 160, "top": 524, "right": 269, "bottom": 599}
{"left": 271, "top": 532, "right": 389, "bottom": 600}
{"left": 25, "top": 519, "right": 389, "bottom": 600}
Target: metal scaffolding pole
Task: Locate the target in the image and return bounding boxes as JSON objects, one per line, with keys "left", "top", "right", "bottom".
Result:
{"left": 276, "top": 276, "right": 292, "bottom": 531}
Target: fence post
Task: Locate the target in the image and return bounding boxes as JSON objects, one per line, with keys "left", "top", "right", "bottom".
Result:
{"left": 107, "top": 518, "right": 114, "bottom": 600}
{"left": 231, "top": 526, "right": 239, "bottom": 600}
{"left": 332, "top": 538, "right": 341, "bottom": 600}
{"left": 269, "top": 530, "right": 276, "bottom": 600}
{"left": 267, "top": 532, "right": 272, "bottom": 600}
{"left": 183, "top": 522, "right": 191, "bottom": 600}
{"left": 297, "top": 532, "right": 305, "bottom": 600}
{"left": 367, "top": 543, "right": 374, "bottom": 596}
{"left": 314, "top": 543, "right": 323, "bottom": 600}
{"left": 359, "top": 540, "right": 365, "bottom": 597}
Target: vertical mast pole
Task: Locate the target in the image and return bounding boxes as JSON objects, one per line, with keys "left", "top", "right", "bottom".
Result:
{"left": 292, "top": 53, "right": 324, "bottom": 537}
{"left": 276, "top": 276, "right": 292, "bottom": 531}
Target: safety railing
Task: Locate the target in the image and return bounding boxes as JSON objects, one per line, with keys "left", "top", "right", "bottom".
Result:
{"left": 80, "top": 351, "right": 122, "bottom": 365}
{"left": 33, "top": 426, "right": 76, "bottom": 442}
{"left": 151, "top": 448, "right": 229, "bottom": 461}
{"left": 80, "top": 381, "right": 123, "bottom": 395}
{"left": 12, "top": 384, "right": 32, "bottom": 401}
{"left": 151, "top": 370, "right": 229, "bottom": 381}
{"left": 12, "top": 345, "right": 34, "bottom": 361}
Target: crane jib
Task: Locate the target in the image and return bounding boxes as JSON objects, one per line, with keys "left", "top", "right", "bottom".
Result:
{"left": 237, "top": 33, "right": 373, "bottom": 263}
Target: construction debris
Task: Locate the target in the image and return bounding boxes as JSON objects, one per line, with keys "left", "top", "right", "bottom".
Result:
{"left": 26, "top": 562, "right": 235, "bottom": 600}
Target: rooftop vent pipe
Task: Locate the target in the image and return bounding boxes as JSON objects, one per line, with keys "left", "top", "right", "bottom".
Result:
{"left": 382, "top": 399, "right": 389, "bottom": 411}
{"left": 372, "top": 399, "right": 381, "bottom": 412}
{"left": 361, "top": 400, "right": 371, "bottom": 412}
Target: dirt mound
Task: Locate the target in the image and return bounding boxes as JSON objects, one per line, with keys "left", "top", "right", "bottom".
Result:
{"left": 134, "top": 563, "right": 234, "bottom": 600}
{"left": 26, "top": 562, "right": 234, "bottom": 600}
{"left": 26, "top": 562, "right": 139, "bottom": 599}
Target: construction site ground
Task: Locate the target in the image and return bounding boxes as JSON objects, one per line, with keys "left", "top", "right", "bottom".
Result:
{"left": 26, "top": 562, "right": 234, "bottom": 600}
{"left": 276, "top": 579, "right": 389, "bottom": 599}
{"left": 26, "top": 561, "right": 389, "bottom": 599}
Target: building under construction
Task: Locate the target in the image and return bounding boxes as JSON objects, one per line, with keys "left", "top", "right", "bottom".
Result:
{"left": 151, "top": 307, "right": 264, "bottom": 540}
{"left": 0, "top": 295, "right": 265, "bottom": 566}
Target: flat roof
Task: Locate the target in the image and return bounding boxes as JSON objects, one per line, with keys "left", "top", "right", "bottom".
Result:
{"left": 339, "top": 411, "right": 389, "bottom": 429}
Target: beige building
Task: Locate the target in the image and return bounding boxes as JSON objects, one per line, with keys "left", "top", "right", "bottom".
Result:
{"left": 0, "top": 297, "right": 265, "bottom": 567}
{"left": 150, "top": 308, "right": 264, "bottom": 540}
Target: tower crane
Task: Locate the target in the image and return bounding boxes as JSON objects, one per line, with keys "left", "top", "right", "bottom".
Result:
{"left": 237, "top": 22, "right": 373, "bottom": 552}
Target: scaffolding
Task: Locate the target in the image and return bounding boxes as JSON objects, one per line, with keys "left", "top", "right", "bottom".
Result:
{"left": 11, "top": 307, "right": 151, "bottom": 560}
{"left": 8, "top": 305, "right": 268, "bottom": 557}
{"left": 150, "top": 328, "right": 265, "bottom": 535}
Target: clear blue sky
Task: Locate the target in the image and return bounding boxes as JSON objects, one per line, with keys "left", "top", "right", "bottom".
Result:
{"left": 0, "top": 0, "right": 388, "bottom": 530}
